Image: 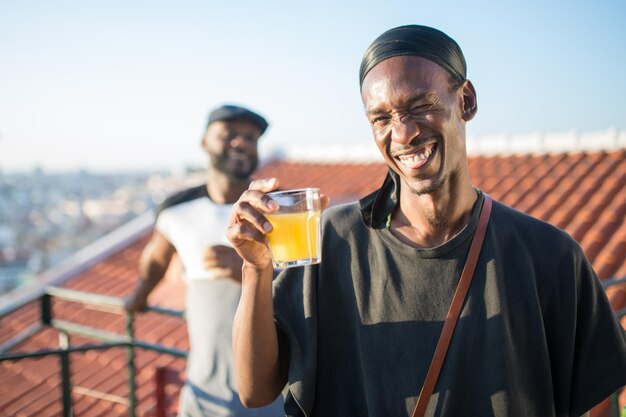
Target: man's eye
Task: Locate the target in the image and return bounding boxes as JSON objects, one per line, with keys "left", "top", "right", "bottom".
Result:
{"left": 370, "top": 116, "right": 389, "bottom": 125}
{"left": 411, "top": 104, "right": 436, "bottom": 114}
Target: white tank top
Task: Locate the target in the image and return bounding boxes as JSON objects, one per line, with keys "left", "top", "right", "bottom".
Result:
{"left": 156, "top": 184, "right": 234, "bottom": 281}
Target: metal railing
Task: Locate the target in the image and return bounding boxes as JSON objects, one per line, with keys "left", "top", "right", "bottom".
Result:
{"left": 1, "top": 277, "right": 625, "bottom": 417}
{"left": 0, "top": 286, "right": 187, "bottom": 417}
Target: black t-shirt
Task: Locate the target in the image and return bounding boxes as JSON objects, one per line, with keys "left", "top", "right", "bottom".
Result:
{"left": 273, "top": 176, "right": 626, "bottom": 417}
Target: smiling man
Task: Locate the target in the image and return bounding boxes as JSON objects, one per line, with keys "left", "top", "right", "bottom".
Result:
{"left": 126, "top": 104, "right": 284, "bottom": 417}
{"left": 362, "top": 52, "right": 478, "bottom": 247}
{"left": 228, "top": 26, "right": 626, "bottom": 417}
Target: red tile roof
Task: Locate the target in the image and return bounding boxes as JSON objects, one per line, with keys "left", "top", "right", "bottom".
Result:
{"left": 2, "top": 148, "right": 626, "bottom": 416}
{"left": 0, "top": 237, "right": 187, "bottom": 416}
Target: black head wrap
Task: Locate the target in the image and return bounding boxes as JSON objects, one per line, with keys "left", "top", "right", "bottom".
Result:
{"left": 359, "top": 25, "right": 467, "bottom": 88}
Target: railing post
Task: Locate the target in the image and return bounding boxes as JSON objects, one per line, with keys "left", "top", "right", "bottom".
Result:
{"left": 155, "top": 366, "right": 167, "bottom": 417}
{"left": 126, "top": 312, "right": 137, "bottom": 417}
{"left": 41, "top": 293, "right": 52, "bottom": 325}
{"left": 3, "top": 288, "right": 187, "bottom": 415}
{"left": 59, "top": 331, "right": 73, "bottom": 417}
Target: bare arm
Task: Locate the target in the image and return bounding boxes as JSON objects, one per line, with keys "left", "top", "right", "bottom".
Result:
{"left": 228, "top": 178, "right": 287, "bottom": 407}
{"left": 233, "top": 263, "right": 288, "bottom": 407}
{"left": 125, "top": 229, "right": 176, "bottom": 312}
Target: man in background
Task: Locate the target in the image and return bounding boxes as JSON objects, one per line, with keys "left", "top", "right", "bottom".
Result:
{"left": 125, "top": 104, "right": 284, "bottom": 416}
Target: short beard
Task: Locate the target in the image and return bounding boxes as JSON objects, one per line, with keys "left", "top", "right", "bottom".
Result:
{"left": 404, "top": 174, "right": 447, "bottom": 196}
{"left": 211, "top": 154, "right": 257, "bottom": 182}
{"left": 404, "top": 175, "right": 448, "bottom": 228}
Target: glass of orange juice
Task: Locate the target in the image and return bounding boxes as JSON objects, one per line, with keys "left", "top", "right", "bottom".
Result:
{"left": 265, "top": 188, "right": 321, "bottom": 268}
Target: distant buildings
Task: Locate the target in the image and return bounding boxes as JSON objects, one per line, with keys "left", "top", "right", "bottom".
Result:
{"left": 0, "top": 168, "right": 204, "bottom": 295}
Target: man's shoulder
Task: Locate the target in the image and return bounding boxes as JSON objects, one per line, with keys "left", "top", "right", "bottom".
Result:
{"left": 322, "top": 201, "right": 366, "bottom": 233}
{"left": 157, "top": 184, "right": 208, "bottom": 216}
{"left": 492, "top": 199, "right": 561, "bottom": 231}
{"left": 491, "top": 198, "right": 579, "bottom": 250}
{"left": 324, "top": 201, "right": 363, "bottom": 221}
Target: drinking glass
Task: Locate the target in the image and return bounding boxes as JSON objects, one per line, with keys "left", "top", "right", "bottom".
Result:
{"left": 265, "top": 188, "right": 321, "bottom": 268}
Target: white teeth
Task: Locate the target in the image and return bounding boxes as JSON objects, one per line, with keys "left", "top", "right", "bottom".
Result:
{"left": 398, "top": 146, "right": 433, "bottom": 163}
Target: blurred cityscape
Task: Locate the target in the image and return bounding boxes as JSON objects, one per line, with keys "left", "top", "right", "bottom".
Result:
{"left": 0, "top": 167, "right": 204, "bottom": 296}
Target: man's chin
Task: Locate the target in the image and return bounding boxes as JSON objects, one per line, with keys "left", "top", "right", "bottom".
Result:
{"left": 227, "top": 165, "right": 257, "bottom": 181}
{"left": 403, "top": 176, "right": 446, "bottom": 196}
{"left": 229, "top": 171, "right": 253, "bottom": 182}
{"left": 213, "top": 160, "right": 257, "bottom": 181}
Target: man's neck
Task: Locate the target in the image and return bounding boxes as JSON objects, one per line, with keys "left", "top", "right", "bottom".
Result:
{"left": 390, "top": 182, "right": 478, "bottom": 248}
{"left": 206, "top": 168, "right": 250, "bottom": 205}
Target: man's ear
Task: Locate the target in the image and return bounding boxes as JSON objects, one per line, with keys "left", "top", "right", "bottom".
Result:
{"left": 200, "top": 130, "right": 209, "bottom": 151}
{"left": 461, "top": 80, "right": 477, "bottom": 121}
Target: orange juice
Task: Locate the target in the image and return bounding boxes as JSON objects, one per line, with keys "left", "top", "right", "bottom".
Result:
{"left": 266, "top": 210, "right": 321, "bottom": 267}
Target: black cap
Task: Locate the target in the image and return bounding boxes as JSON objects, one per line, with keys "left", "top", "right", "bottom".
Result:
{"left": 207, "top": 104, "right": 269, "bottom": 135}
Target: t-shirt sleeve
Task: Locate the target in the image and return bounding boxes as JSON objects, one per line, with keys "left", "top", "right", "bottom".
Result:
{"left": 273, "top": 264, "right": 319, "bottom": 417}
{"left": 568, "top": 244, "right": 626, "bottom": 415}
{"left": 154, "top": 209, "right": 173, "bottom": 242}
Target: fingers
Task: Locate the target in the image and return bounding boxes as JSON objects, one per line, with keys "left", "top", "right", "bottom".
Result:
{"left": 230, "top": 178, "right": 281, "bottom": 235}
{"left": 204, "top": 245, "right": 243, "bottom": 269}
{"left": 124, "top": 295, "right": 148, "bottom": 313}
{"left": 248, "top": 177, "right": 280, "bottom": 192}
{"left": 320, "top": 194, "right": 331, "bottom": 210}
{"left": 237, "top": 201, "right": 276, "bottom": 234}
{"left": 227, "top": 221, "right": 273, "bottom": 269}
{"left": 204, "top": 245, "right": 236, "bottom": 257}
{"left": 202, "top": 244, "right": 245, "bottom": 283}
{"left": 204, "top": 255, "right": 222, "bottom": 269}
{"left": 227, "top": 221, "right": 268, "bottom": 248}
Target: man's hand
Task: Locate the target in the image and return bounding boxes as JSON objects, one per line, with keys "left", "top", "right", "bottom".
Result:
{"left": 124, "top": 284, "right": 150, "bottom": 313}
{"left": 227, "top": 177, "right": 331, "bottom": 271}
{"left": 124, "top": 230, "right": 176, "bottom": 314}
{"left": 204, "top": 245, "right": 244, "bottom": 282}
{"left": 227, "top": 178, "right": 280, "bottom": 270}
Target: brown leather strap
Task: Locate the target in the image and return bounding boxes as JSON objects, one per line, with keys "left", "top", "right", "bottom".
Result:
{"left": 411, "top": 194, "right": 493, "bottom": 417}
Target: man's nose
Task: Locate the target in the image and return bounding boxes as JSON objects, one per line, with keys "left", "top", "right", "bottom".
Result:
{"left": 390, "top": 117, "right": 420, "bottom": 145}
{"left": 229, "top": 135, "right": 248, "bottom": 148}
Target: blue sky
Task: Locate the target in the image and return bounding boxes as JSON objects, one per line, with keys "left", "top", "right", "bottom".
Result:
{"left": 1, "top": 0, "right": 625, "bottom": 172}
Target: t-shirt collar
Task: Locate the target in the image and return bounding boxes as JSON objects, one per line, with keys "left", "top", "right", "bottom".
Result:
{"left": 359, "top": 169, "right": 401, "bottom": 228}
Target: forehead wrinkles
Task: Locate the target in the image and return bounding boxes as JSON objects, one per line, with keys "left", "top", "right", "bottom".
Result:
{"left": 364, "top": 77, "right": 415, "bottom": 112}
{"left": 364, "top": 81, "right": 441, "bottom": 116}
{"left": 362, "top": 57, "right": 446, "bottom": 112}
